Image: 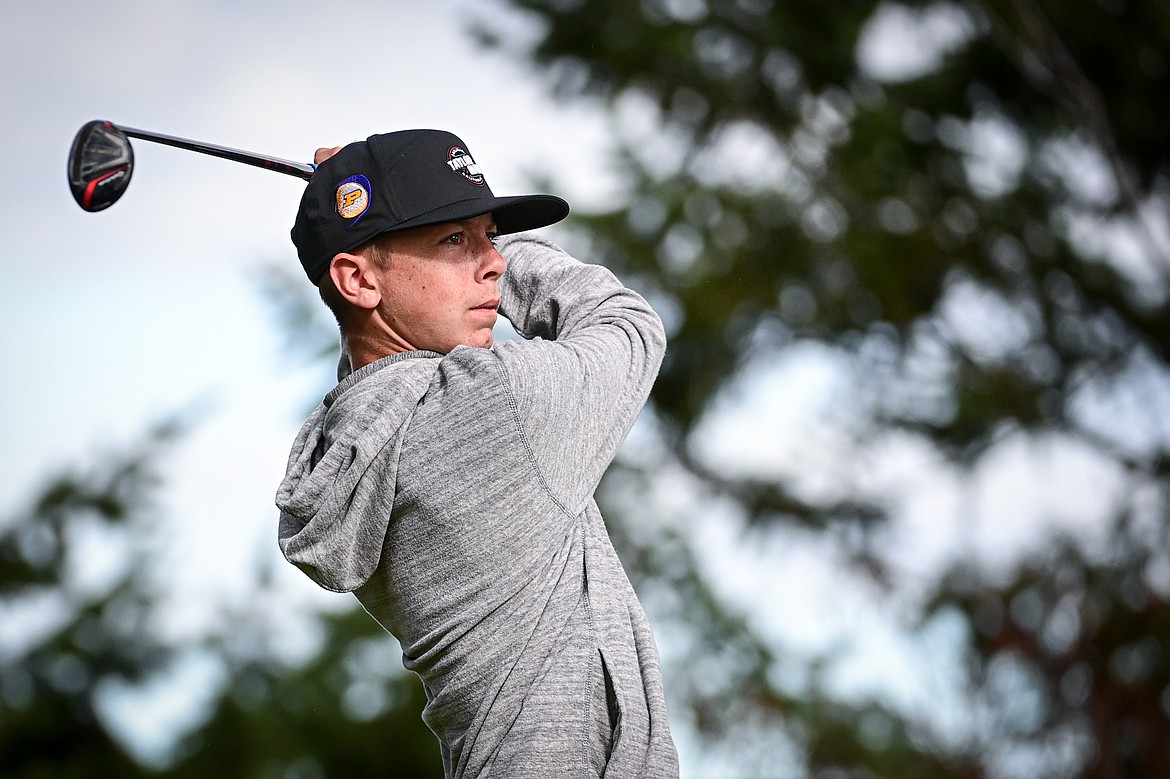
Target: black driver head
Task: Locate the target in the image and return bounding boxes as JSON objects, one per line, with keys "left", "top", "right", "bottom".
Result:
{"left": 68, "top": 121, "right": 134, "bottom": 212}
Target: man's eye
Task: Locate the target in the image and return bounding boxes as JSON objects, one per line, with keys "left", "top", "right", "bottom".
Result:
{"left": 487, "top": 233, "right": 500, "bottom": 246}
{"left": 442, "top": 232, "right": 463, "bottom": 245}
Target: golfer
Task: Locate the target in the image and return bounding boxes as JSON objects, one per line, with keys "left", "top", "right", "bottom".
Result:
{"left": 276, "top": 130, "right": 679, "bottom": 778}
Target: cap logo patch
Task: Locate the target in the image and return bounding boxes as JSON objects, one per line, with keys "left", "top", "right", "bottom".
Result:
{"left": 336, "top": 174, "right": 372, "bottom": 224}
{"left": 446, "top": 146, "right": 486, "bottom": 186}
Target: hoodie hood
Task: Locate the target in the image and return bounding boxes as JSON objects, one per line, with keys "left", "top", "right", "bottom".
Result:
{"left": 276, "top": 351, "right": 441, "bottom": 592}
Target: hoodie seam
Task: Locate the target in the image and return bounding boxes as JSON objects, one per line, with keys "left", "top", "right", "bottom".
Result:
{"left": 489, "top": 355, "right": 574, "bottom": 521}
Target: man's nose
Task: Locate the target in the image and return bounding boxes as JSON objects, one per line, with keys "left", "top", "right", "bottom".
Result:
{"left": 479, "top": 242, "right": 506, "bottom": 280}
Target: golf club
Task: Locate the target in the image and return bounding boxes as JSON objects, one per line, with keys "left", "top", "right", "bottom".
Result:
{"left": 68, "top": 120, "right": 315, "bottom": 212}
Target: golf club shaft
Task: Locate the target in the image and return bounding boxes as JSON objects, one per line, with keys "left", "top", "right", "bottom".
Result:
{"left": 118, "top": 125, "right": 315, "bottom": 180}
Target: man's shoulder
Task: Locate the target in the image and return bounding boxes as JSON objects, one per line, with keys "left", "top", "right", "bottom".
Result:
{"left": 431, "top": 344, "right": 511, "bottom": 389}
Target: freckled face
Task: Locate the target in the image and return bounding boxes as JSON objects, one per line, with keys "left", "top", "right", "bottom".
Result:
{"left": 369, "top": 214, "right": 505, "bottom": 354}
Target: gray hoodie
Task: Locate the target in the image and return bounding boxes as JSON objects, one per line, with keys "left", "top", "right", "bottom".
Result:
{"left": 276, "top": 234, "right": 679, "bottom": 778}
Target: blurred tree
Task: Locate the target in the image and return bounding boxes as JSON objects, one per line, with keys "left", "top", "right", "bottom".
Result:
{"left": 0, "top": 423, "right": 180, "bottom": 779}
{"left": 0, "top": 423, "right": 442, "bottom": 778}
{"left": 468, "top": 0, "right": 1170, "bottom": 776}
{"left": 160, "top": 606, "right": 440, "bottom": 779}
{"left": 8, "top": 2, "right": 1169, "bottom": 777}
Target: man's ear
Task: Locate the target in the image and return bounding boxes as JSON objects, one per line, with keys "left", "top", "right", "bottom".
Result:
{"left": 328, "top": 252, "right": 381, "bottom": 310}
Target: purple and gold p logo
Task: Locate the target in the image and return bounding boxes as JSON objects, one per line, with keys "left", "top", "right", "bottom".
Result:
{"left": 336, "top": 174, "right": 372, "bottom": 223}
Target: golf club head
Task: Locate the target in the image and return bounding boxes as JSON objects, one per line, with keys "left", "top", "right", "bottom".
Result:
{"left": 68, "top": 121, "right": 133, "bottom": 212}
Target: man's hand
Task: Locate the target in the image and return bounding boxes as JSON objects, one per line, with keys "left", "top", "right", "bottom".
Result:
{"left": 315, "top": 146, "right": 343, "bottom": 164}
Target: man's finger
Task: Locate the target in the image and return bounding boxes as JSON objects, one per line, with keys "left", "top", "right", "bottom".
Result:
{"left": 314, "top": 146, "right": 343, "bottom": 164}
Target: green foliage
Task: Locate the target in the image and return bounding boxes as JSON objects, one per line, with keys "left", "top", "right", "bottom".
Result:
{"left": 0, "top": 425, "right": 442, "bottom": 778}
{"left": 482, "top": 0, "right": 1170, "bottom": 775}
{"left": 932, "top": 528, "right": 1170, "bottom": 777}
{"left": 5, "top": 3, "right": 1169, "bottom": 777}
{"left": 493, "top": 0, "right": 1169, "bottom": 451}
{"left": 162, "top": 606, "right": 440, "bottom": 779}
{"left": 0, "top": 423, "right": 180, "bottom": 778}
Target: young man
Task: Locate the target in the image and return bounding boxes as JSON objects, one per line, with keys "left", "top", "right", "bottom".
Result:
{"left": 276, "top": 130, "right": 679, "bottom": 778}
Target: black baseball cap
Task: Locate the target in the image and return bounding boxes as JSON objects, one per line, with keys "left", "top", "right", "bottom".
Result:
{"left": 292, "top": 129, "right": 570, "bottom": 283}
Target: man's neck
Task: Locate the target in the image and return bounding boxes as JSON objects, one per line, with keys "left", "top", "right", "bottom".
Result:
{"left": 344, "top": 331, "right": 412, "bottom": 372}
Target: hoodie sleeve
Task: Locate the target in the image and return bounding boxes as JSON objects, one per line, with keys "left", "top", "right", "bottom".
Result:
{"left": 493, "top": 233, "right": 666, "bottom": 514}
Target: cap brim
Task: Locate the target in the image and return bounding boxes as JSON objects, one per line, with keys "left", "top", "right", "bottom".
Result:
{"left": 386, "top": 193, "right": 569, "bottom": 236}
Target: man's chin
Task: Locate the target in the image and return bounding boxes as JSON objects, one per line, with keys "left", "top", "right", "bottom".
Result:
{"left": 450, "top": 332, "right": 494, "bottom": 351}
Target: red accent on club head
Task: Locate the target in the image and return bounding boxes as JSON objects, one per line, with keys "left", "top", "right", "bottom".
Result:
{"left": 82, "top": 165, "right": 129, "bottom": 210}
